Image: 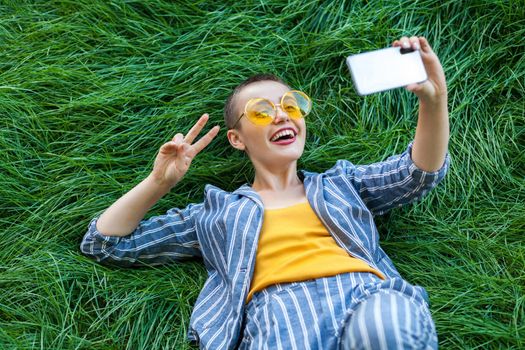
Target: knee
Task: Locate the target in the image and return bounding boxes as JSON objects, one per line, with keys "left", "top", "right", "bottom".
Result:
{"left": 340, "top": 291, "right": 437, "bottom": 350}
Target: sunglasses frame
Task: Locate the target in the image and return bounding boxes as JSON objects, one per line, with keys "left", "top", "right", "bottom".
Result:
{"left": 231, "top": 90, "right": 311, "bottom": 128}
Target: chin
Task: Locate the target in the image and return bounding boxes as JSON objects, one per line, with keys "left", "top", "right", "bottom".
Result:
{"left": 250, "top": 149, "right": 303, "bottom": 169}
{"left": 275, "top": 147, "right": 304, "bottom": 163}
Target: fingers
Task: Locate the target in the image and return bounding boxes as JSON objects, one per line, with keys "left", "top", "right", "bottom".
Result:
{"left": 397, "top": 36, "right": 412, "bottom": 49}
{"left": 158, "top": 132, "right": 184, "bottom": 156}
{"left": 191, "top": 125, "right": 220, "bottom": 155}
{"left": 172, "top": 133, "right": 184, "bottom": 144}
{"left": 392, "top": 36, "right": 420, "bottom": 50}
{"left": 392, "top": 35, "right": 446, "bottom": 99}
{"left": 418, "top": 37, "right": 431, "bottom": 53}
{"left": 393, "top": 36, "right": 434, "bottom": 52}
{"left": 409, "top": 36, "right": 420, "bottom": 50}
{"left": 159, "top": 140, "right": 178, "bottom": 155}
{"left": 392, "top": 37, "right": 440, "bottom": 71}
{"left": 184, "top": 113, "right": 210, "bottom": 144}
{"left": 165, "top": 114, "right": 220, "bottom": 157}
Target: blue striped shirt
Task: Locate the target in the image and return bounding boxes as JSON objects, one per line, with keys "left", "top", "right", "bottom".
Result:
{"left": 80, "top": 143, "right": 450, "bottom": 349}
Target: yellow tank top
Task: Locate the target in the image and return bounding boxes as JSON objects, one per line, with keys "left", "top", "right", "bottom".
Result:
{"left": 247, "top": 201, "right": 385, "bottom": 303}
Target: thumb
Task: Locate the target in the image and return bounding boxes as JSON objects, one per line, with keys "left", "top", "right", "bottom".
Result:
{"left": 406, "top": 83, "right": 421, "bottom": 92}
{"left": 405, "top": 82, "right": 427, "bottom": 96}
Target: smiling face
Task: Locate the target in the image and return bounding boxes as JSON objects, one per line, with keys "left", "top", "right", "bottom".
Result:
{"left": 226, "top": 80, "right": 307, "bottom": 170}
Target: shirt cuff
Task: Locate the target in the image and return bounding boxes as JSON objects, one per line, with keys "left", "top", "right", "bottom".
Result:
{"left": 405, "top": 142, "right": 451, "bottom": 185}
{"left": 86, "top": 217, "right": 122, "bottom": 245}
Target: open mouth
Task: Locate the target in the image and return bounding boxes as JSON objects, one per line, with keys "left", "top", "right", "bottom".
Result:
{"left": 270, "top": 128, "right": 297, "bottom": 144}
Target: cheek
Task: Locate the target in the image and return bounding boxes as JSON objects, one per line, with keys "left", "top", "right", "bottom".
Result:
{"left": 243, "top": 128, "right": 268, "bottom": 147}
{"left": 298, "top": 120, "right": 307, "bottom": 136}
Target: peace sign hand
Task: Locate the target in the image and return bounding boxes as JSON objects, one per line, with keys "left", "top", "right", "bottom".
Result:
{"left": 151, "top": 114, "right": 220, "bottom": 190}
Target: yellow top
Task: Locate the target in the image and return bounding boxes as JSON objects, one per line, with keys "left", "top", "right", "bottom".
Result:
{"left": 247, "top": 201, "right": 385, "bottom": 303}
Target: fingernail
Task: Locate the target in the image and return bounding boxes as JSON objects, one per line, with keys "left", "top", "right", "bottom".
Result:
{"left": 403, "top": 41, "right": 410, "bottom": 48}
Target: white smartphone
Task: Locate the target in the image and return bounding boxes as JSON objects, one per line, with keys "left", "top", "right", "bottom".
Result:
{"left": 346, "top": 47, "right": 427, "bottom": 95}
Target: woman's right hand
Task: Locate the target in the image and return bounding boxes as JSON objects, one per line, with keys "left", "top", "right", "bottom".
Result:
{"left": 150, "top": 114, "right": 220, "bottom": 191}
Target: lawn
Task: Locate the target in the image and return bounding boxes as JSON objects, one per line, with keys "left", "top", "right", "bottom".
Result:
{"left": 0, "top": 1, "right": 523, "bottom": 349}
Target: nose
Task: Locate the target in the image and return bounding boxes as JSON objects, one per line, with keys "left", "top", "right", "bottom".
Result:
{"left": 272, "top": 105, "right": 289, "bottom": 124}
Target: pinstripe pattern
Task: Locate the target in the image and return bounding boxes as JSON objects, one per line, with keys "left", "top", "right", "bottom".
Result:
{"left": 240, "top": 272, "right": 437, "bottom": 350}
{"left": 340, "top": 278, "right": 438, "bottom": 349}
{"left": 80, "top": 143, "right": 449, "bottom": 349}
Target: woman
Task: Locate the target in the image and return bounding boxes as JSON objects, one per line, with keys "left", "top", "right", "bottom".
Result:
{"left": 81, "top": 36, "right": 449, "bottom": 349}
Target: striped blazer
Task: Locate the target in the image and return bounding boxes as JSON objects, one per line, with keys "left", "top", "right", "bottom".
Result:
{"left": 80, "top": 143, "right": 450, "bottom": 349}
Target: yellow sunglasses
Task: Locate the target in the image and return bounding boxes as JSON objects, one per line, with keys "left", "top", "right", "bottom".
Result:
{"left": 232, "top": 90, "right": 312, "bottom": 128}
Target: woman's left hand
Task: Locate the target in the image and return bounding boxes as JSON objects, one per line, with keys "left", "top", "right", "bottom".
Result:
{"left": 393, "top": 36, "right": 447, "bottom": 104}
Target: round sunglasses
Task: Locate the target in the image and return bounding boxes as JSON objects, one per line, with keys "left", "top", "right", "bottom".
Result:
{"left": 232, "top": 90, "right": 312, "bottom": 128}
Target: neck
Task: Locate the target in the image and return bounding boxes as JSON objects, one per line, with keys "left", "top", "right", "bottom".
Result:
{"left": 251, "top": 160, "right": 301, "bottom": 192}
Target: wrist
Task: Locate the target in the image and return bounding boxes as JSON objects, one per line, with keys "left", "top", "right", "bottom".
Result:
{"left": 145, "top": 173, "right": 175, "bottom": 195}
{"left": 419, "top": 92, "right": 448, "bottom": 108}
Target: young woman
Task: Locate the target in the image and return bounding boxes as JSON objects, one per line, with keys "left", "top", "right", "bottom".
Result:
{"left": 81, "top": 36, "right": 450, "bottom": 349}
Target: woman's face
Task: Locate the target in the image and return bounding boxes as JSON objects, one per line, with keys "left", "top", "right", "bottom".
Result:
{"left": 227, "top": 80, "right": 307, "bottom": 169}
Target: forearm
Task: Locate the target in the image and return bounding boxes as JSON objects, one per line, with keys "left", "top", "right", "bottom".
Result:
{"left": 96, "top": 174, "right": 172, "bottom": 236}
{"left": 412, "top": 95, "right": 450, "bottom": 172}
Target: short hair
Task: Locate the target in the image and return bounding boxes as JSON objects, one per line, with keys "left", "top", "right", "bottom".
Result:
{"left": 223, "top": 73, "right": 289, "bottom": 129}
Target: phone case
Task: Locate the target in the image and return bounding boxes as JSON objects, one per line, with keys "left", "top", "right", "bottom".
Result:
{"left": 346, "top": 47, "right": 427, "bottom": 95}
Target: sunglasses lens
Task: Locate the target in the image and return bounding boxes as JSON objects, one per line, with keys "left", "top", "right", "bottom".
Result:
{"left": 243, "top": 92, "right": 311, "bottom": 126}
{"left": 246, "top": 98, "right": 274, "bottom": 125}
{"left": 283, "top": 91, "right": 311, "bottom": 119}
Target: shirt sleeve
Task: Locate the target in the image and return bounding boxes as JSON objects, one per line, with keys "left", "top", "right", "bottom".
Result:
{"left": 80, "top": 202, "right": 203, "bottom": 267}
{"left": 343, "top": 142, "right": 450, "bottom": 215}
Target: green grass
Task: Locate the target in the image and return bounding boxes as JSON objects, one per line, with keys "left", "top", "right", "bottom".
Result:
{"left": 0, "top": 0, "right": 523, "bottom": 349}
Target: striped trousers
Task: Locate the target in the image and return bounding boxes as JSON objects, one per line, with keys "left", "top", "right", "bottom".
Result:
{"left": 239, "top": 272, "right": 438, "bottom": 349}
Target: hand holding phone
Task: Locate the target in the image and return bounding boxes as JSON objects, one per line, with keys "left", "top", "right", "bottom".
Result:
{"left": 346, "top": 46, "right": 428, "bottom": 96}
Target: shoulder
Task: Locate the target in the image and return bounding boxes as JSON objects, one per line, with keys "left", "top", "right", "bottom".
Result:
{"left": 203, "top": 184, "right": 263, "bottom": 207}
{"left": 203, "top": 183, "right": 250, "bottom": 199}
{"left": 300, "top": 159, "right": 357, "bottom": 180}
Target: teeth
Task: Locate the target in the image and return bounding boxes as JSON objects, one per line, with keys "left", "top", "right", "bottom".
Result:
{"left": 270, "top": 129, "right": 295, "bottom": 142}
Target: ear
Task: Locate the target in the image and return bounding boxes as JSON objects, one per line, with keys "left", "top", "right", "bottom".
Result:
{"left": 227, "top": 129, "right": 246, "bottom": 151}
